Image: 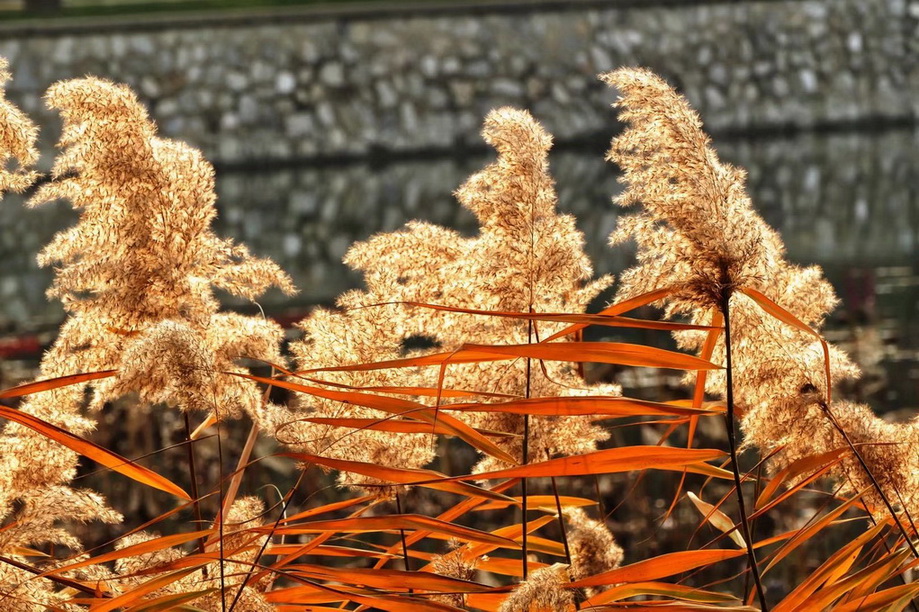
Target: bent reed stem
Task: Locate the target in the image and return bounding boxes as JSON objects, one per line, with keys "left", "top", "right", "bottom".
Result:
{"left": 819, "top": 404, "right": 919, "bottom": 559}
{"left": 395, "top": 493, "right": 412, "bottom": 573}
{"left": 721, "top": 288, "right": 769, "bottom": 611}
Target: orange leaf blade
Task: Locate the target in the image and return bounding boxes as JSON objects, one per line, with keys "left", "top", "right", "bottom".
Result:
{"left": 0, "top": 405, "right": 191, "bottom": 501}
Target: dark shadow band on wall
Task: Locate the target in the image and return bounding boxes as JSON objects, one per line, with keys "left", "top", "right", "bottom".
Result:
{"left": 3, "top": 0, "right": 818, "bottom": 35}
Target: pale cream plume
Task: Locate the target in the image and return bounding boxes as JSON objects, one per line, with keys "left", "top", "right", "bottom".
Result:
{"left": 283, "top": 107, "right": 617, "bottom": 493}
{"left": 604, "top": 66, "right": 917, "bottom": 519}
{"left": 0, "top": 57, "right": 38, "bottom": 194}
{"left": 498, "top": 564, "right": 574, "bottom": 612}
{"left": 564, "top": 507, "right": 623, "bottom": 597}
{"left": 0, "top": 75, "right": 293, "bottom": 608}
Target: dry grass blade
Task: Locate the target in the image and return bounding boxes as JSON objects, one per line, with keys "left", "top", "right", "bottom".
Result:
{"left": 282, "top": 452, "right": 514, "bottom": 501}
{"left": 474, "top": 495, "right": 596, "bottom": 512}
{"left": 278, "top": 495, "right": 375, "bottom": 524}
{"left": 687, "top": 492, "right": 745, "bottom": 548}
{"left": 460, "top": 342, "right": 721, "bottom": 371}
{"left": 582, "top": 581, "right": 741, "bottom": 606}
{"left": 763, "top": 493, "right": 864, "bottom": 573}
{"left": 47, "top": 529, "right": 214, "bottom": 576}
{"left": 296, "top": 416, "right": 515, "bottom": 437}
{"left": 464, "top": 592, "right": 513, "bottom": 611}
{"left": 395, "top": 300, "right": 720, "bottom": 332}
{"left": 302, "top": 382, "right": 517, "bottom": 399}
{"left": 299, "top": 349, "right": 505, "bottom": 373}
{"left": 0, "top": 370, "right": 116, "bottom": 399}
{"left": 0, "top": 404, "right": 191, "bottom": 500}
{"left": 755, "top": 448, "right": 846, "bottom": 510}
{"left": 459, "top": 514, "right": 558, "bottom": 563}
{"left": 0, "top": 554, "right": 110, "bottom": 598}
{"left": 298, "top": 339, "right": 717, "bottom": 373}
{"left": 190, "top": 412, "right": 219, "bottom": 440}
{"left": 265, "top": 544, "right": 393, "bottom": 559}
{"left": 791, "top": 548, "right": 913, "bottom": 611}
{"left": 570, "top": 548, "right": 746, "bottom": 588}
{"left": 263, "top": 514, "right": 520, "bottom": 548}
{"left": 236, "top": 372, "right": 516, "bottom": 465}
{"left": 88, "top": 568, "right": 200, "bottom": 612}
{"left": 372, "top": 480, "right": 520, "bottom": 570}
{"left": 832, "top": 583, "right": 919, "bottom": 612}
{"left": 439, "top": 446, "right": 730, "bottom": 482}
{"left": 272, "top": 579, "right": 465, "bottom": 612}
{"left": 285, "top": 563, "right": 489, "bottom": 593}
{"left": 449, "top": 396, "right": 717, "bottom": 417}
{"left": 839, "top": 548, "right": 919, "bottom": 604}
{"left": 475, "top": 556, "right": 549, "bottom": 577}
{"left": 543, "top": 287, "right": 676, "bottom": 342}
{"left": 749, "top": 463, "right": 836, "bottom": 522}
{"left": 262, "top": 584, "right": 374, "bottom": 604}
{"left": 122, "top": 589, "right": 217, "bottom": 611}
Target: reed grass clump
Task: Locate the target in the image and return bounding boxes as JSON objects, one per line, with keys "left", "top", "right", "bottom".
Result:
{"left": 282, "top": 107, "right": 617, "bottom": 492}
{"left": 0, "top": 56, "right": 915, "bottom": 612}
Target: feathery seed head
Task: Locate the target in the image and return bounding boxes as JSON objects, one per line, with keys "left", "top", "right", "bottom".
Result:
{"left": 563, "top": 507, "right": 623, "bottom": 589}
{"left": 603, "top": 67, "right": 781, "bottom": 309}
{"left": 289, "top": 108, "right": 616, "bottom": 491}
{"left": 1, "top": 75, "right": 293, "bottom": 607}
{"left": 607, "top": 67, "right": 918, "bottom": 520}
{"left": 499, "top": 564, "right": 574, "bottom": 612}
{"left": 0, "top": 57, "right": 39, "bottom": 194}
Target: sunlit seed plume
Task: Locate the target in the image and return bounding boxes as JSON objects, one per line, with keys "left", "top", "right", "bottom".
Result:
{"left": 604, "top": 67, "right": 917, "bottom": 520}
{"left": 0, "top": 58, "right": 38, "bottom": 194}
{"left": 0, "top": 75, "right": 293, "bottom": 606}
{"left": 603, "top": 66, "right": 784, "bottom": 311}
{"left": 563, "top": 507, "right": 623, "bottom": 596}
{"left": 26, "top": 76, "right": 294, "bottom": 420}
{"left": 499, "top": 563, "right": 574, "bottom": 612}
{"left": 285, "top": 107, "right": 617, "bottom": 493}
{"left": 0, "top": 59, "right": 115, "bottom": 611}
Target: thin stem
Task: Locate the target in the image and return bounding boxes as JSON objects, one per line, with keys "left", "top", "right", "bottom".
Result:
{"left": 522, "top": 317, "right": 533, "bottom": 581}
{"left": 551, "top": 477, "right": 581, "bottom": 609}
{"left": 0, "top": 555, "right": 108, "bottom": 598}
{"left": 551, "top": 478, "right": 572, "bottom": 566}
{"left": 229, "top": 466, "right": 313, "bottom": 612}
{"left": 395, "top": 493, "right": 412, "bottom": 573}
{"left": 521, "top": 418, "right": 530, "bottom": 580}
{"left": 820, "top": 404, "right": 919, "bottom": 559}
{"left": 743, "top": 461, "right": 764, "bottom": 599}
{"left": 721, "top": 289, "right": 768, "bottom": 611}
{"left": 221, "top": 421, "right": 260, "bottom": 519}
{"left": 184, "top": 412, "right": 206, "bottom": 561}
{"left": 215, "top": 417, "right": 227, "bottom": 612}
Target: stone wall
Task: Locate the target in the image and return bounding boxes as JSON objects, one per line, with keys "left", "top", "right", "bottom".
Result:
{"left": 3, "top": 128, "right": 918, "bottom": 325}
{"left": 0, "top": 0, "right": 914, "bottom": 166}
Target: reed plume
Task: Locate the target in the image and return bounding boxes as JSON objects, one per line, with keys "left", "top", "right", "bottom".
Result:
{"left": 564, "top": 507, "right": 623, "bottom": 597}
{"left": 0, "top": 58, "right": 38, "bottom": 194}
{"left": 30, "top": 77, "right": 295, "bottom": 421}
{"left": 0, "top": 58, "right": 119, "bottom": 612}
{"left": 1, "top": 75, "right": 293, "bottom": 609}
{"left": 282, "top": 107, "right": 617, "bottom": 492}
{"left": 499, "top": 563, "right": 574, "bottom": 612}
{"left": 604, "top": 66, "right": 918, "bottom": 521}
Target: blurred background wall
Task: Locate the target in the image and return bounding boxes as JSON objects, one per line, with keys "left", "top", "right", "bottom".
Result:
{"left": 1, "top": 0, "right": 918, "bottom": 414}
{"left": 0, "top": 0, "right": 912, "bottom": 165}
